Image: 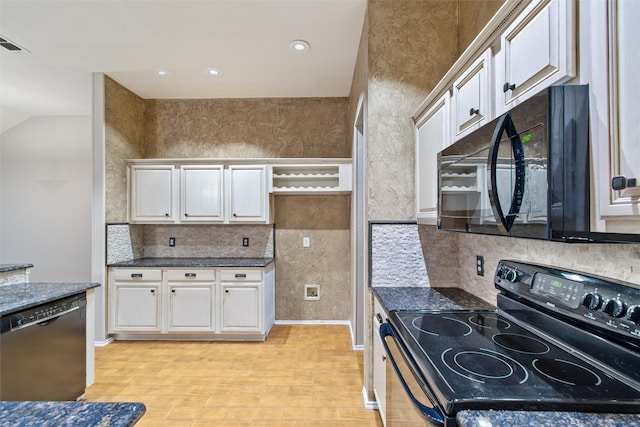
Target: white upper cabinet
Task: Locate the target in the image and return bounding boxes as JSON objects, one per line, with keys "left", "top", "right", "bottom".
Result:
{"left": 129, "top": 165, "right": 178, "bottom": 223}
{"left": 592, "top": 0, "right": 640, "bottom": 227}
{"left": 416, "top": 92, "right": 450, "bottom": 224}
{"left": 452, "top": 49, "right": 492, "bottom": 141}
{"left": 496, "top": 0, "right": 576, "bottom": 114}
{"left": 180, "top": 165, "right": 224, "bottom": 222}
{"left": 228, "top": 165, "right": 269, "bottom": 223}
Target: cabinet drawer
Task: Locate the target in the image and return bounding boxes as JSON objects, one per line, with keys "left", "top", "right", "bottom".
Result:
{"left": 220, "top": 269, "right": 262, "bottom": 282}
{"left": 167, "top": 269, "right": 215, "bottom": 281}
{"left": 112, "top": 269, "right": 162, "bottom": 281}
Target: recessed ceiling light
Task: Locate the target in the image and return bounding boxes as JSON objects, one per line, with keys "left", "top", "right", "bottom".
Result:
{"left": 205, "top": 68, "right": 222, "bottom": 77}
{"left": 154, "top": 68, "right": 172, "bottom": 78}
{"left": 289, "top": 40, "right": 310, "bottom": 53}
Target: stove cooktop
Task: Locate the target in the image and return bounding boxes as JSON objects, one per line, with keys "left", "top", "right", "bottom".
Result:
{"left": 390, "top": 309, "right": 640, "bottom": 414}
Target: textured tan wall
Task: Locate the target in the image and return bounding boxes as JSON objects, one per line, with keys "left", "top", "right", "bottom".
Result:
{"left": 274, "top": 195, "right": 351, "bottom": 320}
{"left": 105, "top": 76, "right": 145, "bottom": 222}
{"left": 366, "top": 0, "right": 458, "bottom": 220}
{"left": 458, "top": 1, "right": 505, "bottom": 53}
{"left": 143, "top": 98, "right": 349, "bottom": 158}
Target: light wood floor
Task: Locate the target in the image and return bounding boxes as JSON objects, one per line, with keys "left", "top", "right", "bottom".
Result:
{"left": 85, "top": 325, "right": 384, "bottom": 427}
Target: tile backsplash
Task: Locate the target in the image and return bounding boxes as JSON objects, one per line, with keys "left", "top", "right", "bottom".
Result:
{"left": 369, "top": 221, "right": 430, "bottom": 287}
{"left": 107, "top": 223, "right": 274, "bottom": 264}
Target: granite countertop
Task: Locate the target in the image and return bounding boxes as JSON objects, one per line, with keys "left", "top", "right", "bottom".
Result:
{"left": 0, "top": 401, "right": 145, "bottom": 427}
{"left": 0, "top": 282, "right": 100, "bottom": 316}
{"left": 372, "top": 286, "right": 495, "bottom": 312}
{"left": 456, "top": 410, "right": 640, "bottom": 427}
{"left": 0, "top": 264, "right": 34, "bottom": 273}
{"left": 108, "top": 257, "right": 274, "bottom": 268}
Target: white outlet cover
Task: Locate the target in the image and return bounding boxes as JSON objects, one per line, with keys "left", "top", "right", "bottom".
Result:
{"left": 303, "top": 237, "right": 310, "bottom": 247}
{"left": 304, "top": 284, "right": 320, "bottom": 300}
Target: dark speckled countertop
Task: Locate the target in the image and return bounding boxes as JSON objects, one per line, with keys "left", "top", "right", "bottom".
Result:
{"left": 456, "top": 410, "right": 640, "bottom": 426}
{"left": 0, "top": 401, "right": 145, "bottom": 427}
{"left": 0, "top": 282, "right": 100, "bottom": 316}
{"left": 372, "top": 286, "right": 495, "bottom": 313}
{"left": 0, "top": 264, "right": 33, "bottom": 273}
{"left": 108, "top": 257, "right": 274, "bottom": 268}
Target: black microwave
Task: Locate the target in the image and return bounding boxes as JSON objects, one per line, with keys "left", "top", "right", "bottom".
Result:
{"left": 438, "top": 85, "right": 637, "bottom": 243}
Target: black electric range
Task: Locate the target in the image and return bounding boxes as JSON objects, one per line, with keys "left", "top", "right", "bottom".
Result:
{"left": 382, "top": 260, "right": 640, "bottom": 425}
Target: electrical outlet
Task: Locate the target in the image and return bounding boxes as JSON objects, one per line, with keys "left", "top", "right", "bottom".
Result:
{"left": 169, "top": 237, "right": 176, "bottom": 247}
{"left": 303, "top": 237, "right": 310, "bottom": 248}
{"left": 304, "top": 284, "right": 320, "bottom": 300}
{"left": 242, "top": 237, "right": 249, "bottom": 247}
{"left": 476, "top": 255, "right": 484, "bottom": 276}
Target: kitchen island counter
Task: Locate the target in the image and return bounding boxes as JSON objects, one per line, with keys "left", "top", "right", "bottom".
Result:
{"left": 0, "top": 401, "right": 145, "bottom": 427}
{"left": 457, "top": 410, "right": 640, "bottom": 426}
{"left": 0, "top": 282, "right": 100, "bottom": 316}
{"left": 108, "top": 257, "right": 274, "bottom": 268}
{"left": 0, "top": 264, "right": 33, "bottom": 273}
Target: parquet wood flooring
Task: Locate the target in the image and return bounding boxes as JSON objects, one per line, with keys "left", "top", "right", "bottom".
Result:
{"left": 85, "top": 325, "right": 383, "bottom": 427}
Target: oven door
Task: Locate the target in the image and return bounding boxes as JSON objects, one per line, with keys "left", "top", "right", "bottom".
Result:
{"left": 380, "top": 323, "right": 452, "bottom": 427}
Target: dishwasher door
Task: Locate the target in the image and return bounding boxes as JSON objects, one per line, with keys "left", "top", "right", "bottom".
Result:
{"left": 0, "top": 295, "right": 86, "bottom": 401}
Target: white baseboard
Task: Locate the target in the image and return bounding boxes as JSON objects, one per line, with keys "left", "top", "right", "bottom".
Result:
{"left": 94, "top": 337, "right": 114, "bottom": 347}
{"left": 362, "top": 385, "right": 378, "bottom": 410}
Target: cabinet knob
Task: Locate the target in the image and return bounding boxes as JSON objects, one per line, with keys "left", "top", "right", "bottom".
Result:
{"left": 171, "top": 289, "right": 176, "bottom": 294}
{"left": 612, "top": 176, "right": 637, "bottom": 190}
{"left": 165, "top": 213, "right": 170, "bottom": 217}
{"left": 503, "top": 82, "right": 516, "bottom": 92}
{"left": 185, "top": 213, "right": 189, "bottom": 217}
{"left": 225, "top": 289, "right": 229, "bottom": 293}
{"left": 233, "top": 213, "right": 237, "bottom": 217}
{"left": 469, "top": 108, "right": 480, "bottom": 116}
{"left": 150, "top": 289, "right": 155, "bottom": 294}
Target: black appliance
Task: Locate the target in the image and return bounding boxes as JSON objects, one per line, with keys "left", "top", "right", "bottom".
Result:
{"left": 438, "top": 85, "right": 595, "bottom": 241}
{"left": 0, "top": 294, "right": 87, "bottom": 401}
{"left": 380, "top": 260, "right": 640, "bottom": 426}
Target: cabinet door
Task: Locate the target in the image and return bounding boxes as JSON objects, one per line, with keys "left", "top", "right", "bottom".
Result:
{"left": 497, "top": 0, "right": 575, "bottom": 114}
{"left": 373, "top": 301, "right": 387, "bottom": 425}
{"left": 168, "top": 285, "right": 215, "bottom": 332}
{"left": 129, "top": 165, "right": 177, "bottom": 223}
{"left": 452, "top": 49, "right": 492, "bottom": 141}
{"left": 596, "top": 0, "right": 640, "bottom": 222}
{"left": 181, "top": 165, "right": 224, "bottom": 222}
{"left": 112, "top": 284, "right": 161, "bottom": 331}
{"left": 228, "top": 166, "right": 269, "bottom": 223}
{"left": 221, "top": 284, "right": 261, "bottom": 332}
{"left": 416, "top": 92, "right": 450, "bottom": 224}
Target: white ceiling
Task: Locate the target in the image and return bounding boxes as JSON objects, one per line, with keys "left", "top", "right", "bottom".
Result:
{"left": 0, "top": 0, "right": 367, "bottom": 134}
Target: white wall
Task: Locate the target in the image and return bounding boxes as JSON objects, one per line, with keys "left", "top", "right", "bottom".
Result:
{"left": 0, "top": 116, "right": 92, "bottom": 282}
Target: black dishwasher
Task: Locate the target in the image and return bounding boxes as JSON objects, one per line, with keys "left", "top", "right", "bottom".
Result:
{"left": 0, "top": 294, "right": 86, "bottom": 401}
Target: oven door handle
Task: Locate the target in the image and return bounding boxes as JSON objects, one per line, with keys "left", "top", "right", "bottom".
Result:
{"left": 379, "top": 322, "right": 446, "bottom": 425}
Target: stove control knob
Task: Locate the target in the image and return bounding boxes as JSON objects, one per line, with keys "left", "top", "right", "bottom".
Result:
{"left": 603, "top": 298, "right": 627, "bottom": 318}
{"left": 582, "top": 293, "right": 603, "bottom": 310}
{"left": 505, "top": 269, "right": 517, "bottom": 282}
{"left": 626, "top": 305, "right": 640, "bottom": 324}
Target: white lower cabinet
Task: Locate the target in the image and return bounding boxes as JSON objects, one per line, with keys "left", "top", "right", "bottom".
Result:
{"left": 167, "top": 269, "right": 216, "bottom": 332}
{"left": 108, "top": 265, "right": 274, "bottom": 340}
{"left": 373, "top": 298, "right": 387, "bottom": 426}
{"left": 109, "top": 269, "right": 162, "bottom": 332}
